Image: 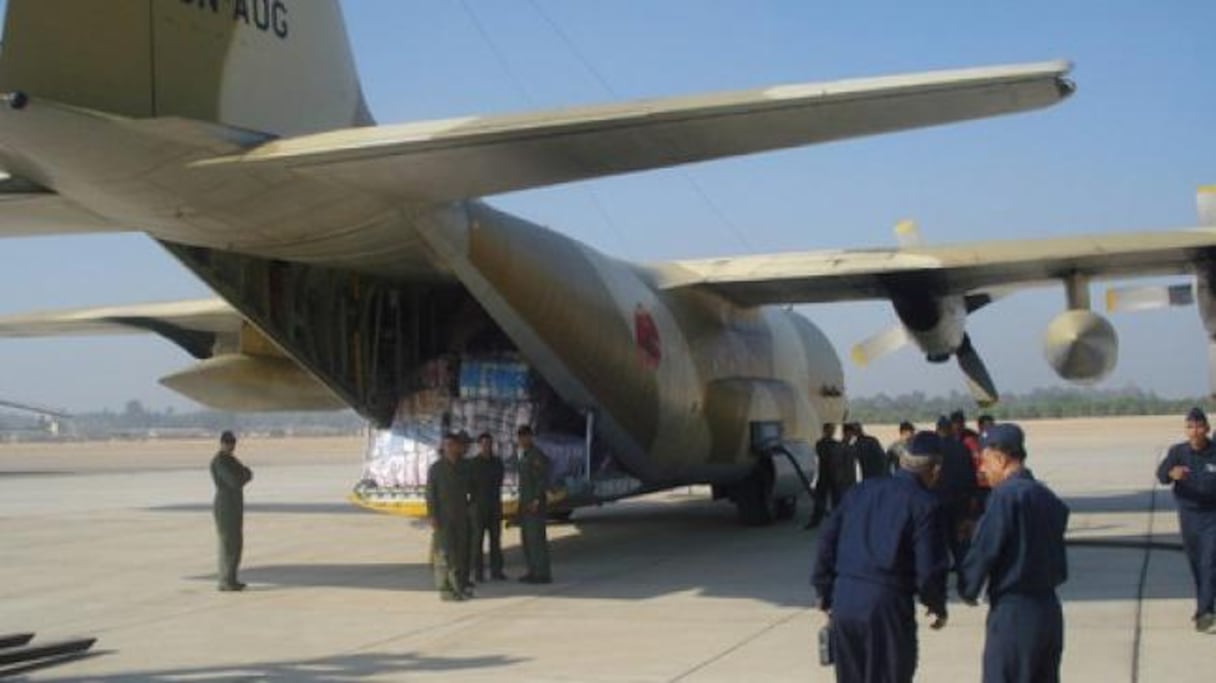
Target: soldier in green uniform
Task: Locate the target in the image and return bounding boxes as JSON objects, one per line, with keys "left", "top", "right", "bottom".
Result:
{"left": 210, "top": 430, "right": 252, "bottom": 592}
{"left": 469, "top": 432, "right": 507, "bottom": 582}
{"left": 427, "top": 432, "right": 473, "bottom": 601}
{"left": 516, "top": 425, "right": 553, "bottom": 584}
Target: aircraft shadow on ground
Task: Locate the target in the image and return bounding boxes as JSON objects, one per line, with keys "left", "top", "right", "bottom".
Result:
{"left": 187, "top": 497, "right": 820, "bottom": 607}
{"left": 0, "top": 470, "right": 74, "bottom": 478}
{"left": 151, "top": 502, "right": 368, "bottom": 515}
{"left": 36, "top": 651, "right": 525, "bottom": 682}
{"left": 180, "top": 494, "right": 1198, "bottom": 606}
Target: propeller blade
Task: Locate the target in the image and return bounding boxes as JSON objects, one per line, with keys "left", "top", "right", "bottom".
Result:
{"left": 1105, "top": 283, "right": 1194, "bottom": 313}
{"left": 956, "top": 333, "right": 999, "bottom": 406}
{"left": 893, "top": 219, "right": 922, "bottom": 248}
{"left": 1199, "top": 185, "right": 1216, "bottom": 226}
{"left": 850, "top": 324, "right": 911, "bottom": 367}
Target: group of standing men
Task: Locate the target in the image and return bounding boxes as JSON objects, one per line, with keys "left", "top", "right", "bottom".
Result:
{"left": 810, "top": 412, "right": 994, "bottom": 584}
{"left": 806, "top": 421, "right": 886, "bottom": 528}
{"left": 808, "top": 404, "right": 1216, "bottom": 681}
{"left": 205, "top": 425, "right": 554, "bottom": 601}
{"left": 427, "top": 424, "right": 553, "bottom": 601}
{"left": 811, "top": 417, "right": 1070, "bottom": 683}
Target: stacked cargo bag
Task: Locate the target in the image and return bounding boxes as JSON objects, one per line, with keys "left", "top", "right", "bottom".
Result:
{"left": 363, "top": 430, "right": 390, "bottom": 486}
{"left": 503, "top": 361, "right": 530, "bottom": 399}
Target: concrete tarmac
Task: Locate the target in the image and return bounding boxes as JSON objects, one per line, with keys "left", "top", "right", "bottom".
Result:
{"left": 1, "top": 416, "right": 1214, "bottom": 681}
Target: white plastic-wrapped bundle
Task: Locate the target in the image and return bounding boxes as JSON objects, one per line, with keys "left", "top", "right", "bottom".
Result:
{"left": 365, "top": 445, "right": 406, "bottom": 487}
{"left": 362, "top": 414, "right": 444, "bottom": 488}
{"left": 399, "top": 421, "right": 442, "bottom": 486}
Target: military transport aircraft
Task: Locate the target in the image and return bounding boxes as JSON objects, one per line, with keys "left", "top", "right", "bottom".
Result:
{"left": 1, "top": 1, "right": 1214, "bottom": 523}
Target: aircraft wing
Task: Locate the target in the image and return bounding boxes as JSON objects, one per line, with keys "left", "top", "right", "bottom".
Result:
{"left": 0, "top": 298, "right": 241, "bottom": 359}
{"left": 193, "top": 61, "right": 1073, "bottom": 202}
{"left": 650, "top": 228, "right": 1216, "bottom": 306}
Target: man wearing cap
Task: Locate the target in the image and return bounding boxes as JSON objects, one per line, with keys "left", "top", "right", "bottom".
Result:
{"left": 953, "top": 409, "right": 989, "bottom": 511}
{"left": 935, "top": 415, "right": 980, "bottom": 590}
{"left": 469, "top": 432, "right": 507, "bottom": 582}
{"left": 808, "top": 423, "right": 852, "bottom": 529}
{"left": 516, "top": 425, "right": 553, "bottom": 583}
{"left": 813, "top": 431, "right": 950, "bottom": 683}
{"left": 211, "top": 430, "right": 252, "bottom": 592}
{"left": 427, "top": 432, "right": 473, "bottom": 600}
{"left": 960, "top": 423, "right": 1070, "bottom": 682}
{"left": 848, "top": 421, "right": 889, "bottom": 480}
{"left": 1156, "top": 407, "right": 1216, "bottom": 632}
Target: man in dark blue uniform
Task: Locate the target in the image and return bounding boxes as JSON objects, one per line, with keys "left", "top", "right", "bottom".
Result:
{"left": 813, "top": 432, "right": 950, "bottom": 683}
{"left": 808, "top": 422, "right": 854, "bottom": 529}
{"left": 960, "top": 423, "right": 1070, "bottom": 683}
{"left": 851, "top": 421, "right": 890, "bottom": 480}
{"left": 1156, "top": 406, "right": 1216, "bottom": 632}
{"left": 935, "top": 415, "right": 979, "bottom": 591}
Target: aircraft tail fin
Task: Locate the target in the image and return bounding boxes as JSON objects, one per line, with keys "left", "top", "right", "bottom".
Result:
{"left": 0, "top": 0, "right": 372, "bottom": 135}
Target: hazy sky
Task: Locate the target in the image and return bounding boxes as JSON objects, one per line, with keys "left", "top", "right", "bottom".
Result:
{"left": 1, "top": 0, "right": 1214, "bottom": 413}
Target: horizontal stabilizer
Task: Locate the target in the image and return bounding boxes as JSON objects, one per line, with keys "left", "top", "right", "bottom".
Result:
{"left": 0, "top": 298, "right": 240, "bottom": 359}
{"left": 159, "top": 355, "right": 345, "bottom": 412}
{"left": 0, "top": 299, "right": 240, "bottom": 337}
{"left": 0, "top": 179, "right": 121, "bottom": 237}
{"left": 194, "top": 61, "right": 1073, "bottom": 202}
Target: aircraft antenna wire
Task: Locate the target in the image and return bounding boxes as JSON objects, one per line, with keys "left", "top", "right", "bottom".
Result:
{"left": 457, "top": 0, "right": 633, "bottom": 256}
{"left": 456, "top": 0, "right": 537, "bottom": 105}
{"left": 524, "top": 0, "right": 756, "bottom": 254}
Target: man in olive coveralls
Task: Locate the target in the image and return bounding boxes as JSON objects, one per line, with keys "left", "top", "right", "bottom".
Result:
{"left": 427, "top": 432, "right": 473, "bottom": 601}
{"left": 211, "top": 430, "right": 252, "bottom": 592}
{"left": 469, "top": 432, "right": 507, "bottom": 582}
{"left": 516, "top": 425, "right": 552, "bottom": 584}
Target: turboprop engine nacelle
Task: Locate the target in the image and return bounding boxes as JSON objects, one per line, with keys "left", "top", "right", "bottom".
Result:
{"left": 1043, "top": 310, "right": 1118, "bottom": 383}
{"left": 892, "top": 294, "right": 966, "bottom": 362}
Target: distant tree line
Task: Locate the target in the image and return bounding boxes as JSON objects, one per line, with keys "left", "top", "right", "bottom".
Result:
{"left": 846, "top": 386, "right": 1212, "bottom": 425}
{"left": 1, "top": 399, "right": 365, "bottom": 439}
